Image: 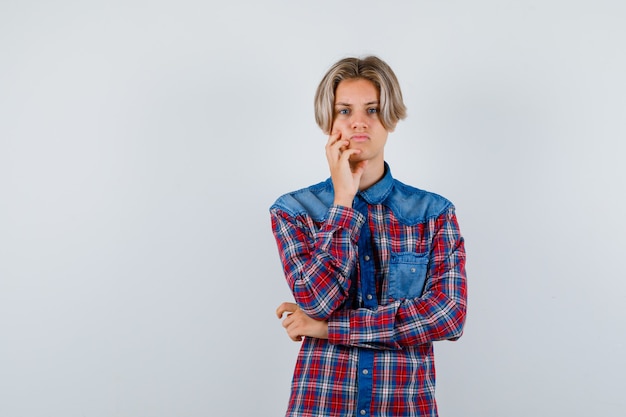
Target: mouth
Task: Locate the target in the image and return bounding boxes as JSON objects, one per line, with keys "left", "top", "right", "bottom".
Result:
{"left": 350, "top": 134, "right": 369, "bottom": 143}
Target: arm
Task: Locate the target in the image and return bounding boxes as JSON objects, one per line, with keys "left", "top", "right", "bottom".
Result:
{"left": 270, "top": 205, "right": 365, "bottom": 320}
{"left": 328, "top": 208, "right": 467, "bottom": 350}
{"left": 271, "top": 129, "right": 369, "bottom": 320}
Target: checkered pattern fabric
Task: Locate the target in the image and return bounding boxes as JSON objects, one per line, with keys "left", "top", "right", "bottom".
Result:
{"left": 271, "top": 166, "right": 467, "bottom": 417}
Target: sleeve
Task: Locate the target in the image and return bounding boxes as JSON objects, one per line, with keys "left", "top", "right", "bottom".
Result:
{"left": 327, "top": 207, "right": 467, "bottom": 349}
{"left": 270, "top": 204, "right": 366, "bottom": 320}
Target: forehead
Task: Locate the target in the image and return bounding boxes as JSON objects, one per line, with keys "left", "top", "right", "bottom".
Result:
{"left": 334, "top": 78, "right": 379, "bottom": 104}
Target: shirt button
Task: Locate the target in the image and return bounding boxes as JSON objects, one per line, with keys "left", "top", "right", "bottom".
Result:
{"left": 410, "top": 267, "right": 416, "bottom": 273}
{"left": 364, "top": 255, "right": 370, "bottom": 261}
{"left": 366, "top": 294, "right": 373, "bottom": 300}
{"left": 360, "top": 410, "right": 366, "bottom": 415}
{"left": 362, "top": 369, "right": 369, "bottom": 375}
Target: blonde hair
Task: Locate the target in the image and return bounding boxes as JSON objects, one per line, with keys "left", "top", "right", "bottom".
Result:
{"left": 314, "top": 56, "right": 407, "bottom": 134}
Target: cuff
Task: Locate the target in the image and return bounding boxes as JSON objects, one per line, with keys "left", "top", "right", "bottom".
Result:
{"left": 327, "top": 309, "right": 351, "bottom": 345}
{"left": 325, "top": 205, "right": 366, "bottom": 239}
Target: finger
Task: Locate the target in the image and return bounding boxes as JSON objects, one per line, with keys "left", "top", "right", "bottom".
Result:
{"left": 326, "top": 139, "right": 347, "bottom": 158}
{"left": 339, "top": 148, "right": 362, "bottom": 162}
{"left": 291, "top": 334, "right": 303, "bottom": 342}
{"left": 336, "top": 139, "right": 350, "bottom": 152}
{"left": 326, "top": 139, "right": 350, "bottom": 161}
{"left": 325, "top": 131, "right": 345, "bottom": 152}
{"left": 275, "top": 302, "right": 287, "bottom": 318}
{"left": 276, "top": 302, "right": 298, "bottom": 318}
{"left": 282, "top": 311, "right": 296, "bottom": 328}
{"left": 353, "top": 159, "right": 369, "bottom": 175}
{"left": 286, "top": 323, "right": 304, "bottom": 342}
{"left": 326, "top": 130, "right": 341, "bottom": 144}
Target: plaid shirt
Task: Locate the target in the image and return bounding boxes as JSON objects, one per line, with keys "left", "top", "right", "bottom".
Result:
{"left": 270, "top": 164, "right": 467, "bottom": 417}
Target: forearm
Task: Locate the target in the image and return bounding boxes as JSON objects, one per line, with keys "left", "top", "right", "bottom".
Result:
{"left": 271, "top": 205, "right": 365, "bottom": 320}
{"left": 328, "top": 291, "right": 466, "bottom": 350}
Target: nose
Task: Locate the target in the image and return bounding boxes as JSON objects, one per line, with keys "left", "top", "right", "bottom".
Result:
{"left": 350, "top": 111, "right": 368, "bottom": 130}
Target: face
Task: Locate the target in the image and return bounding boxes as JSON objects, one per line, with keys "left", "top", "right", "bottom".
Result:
{"left": 332, "top": 78, "right": 389, "bottom": 166}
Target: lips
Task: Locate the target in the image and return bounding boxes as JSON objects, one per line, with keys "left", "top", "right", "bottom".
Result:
{"left": 350, "top": 135, "right": 369, "bottom": 142}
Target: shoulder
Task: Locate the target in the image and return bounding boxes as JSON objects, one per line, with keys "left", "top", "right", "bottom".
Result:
{"left": 386, "top": 179, "right": 454, "bottom": 225}
{"left": 269, "top": 179, "right": 334, "bottom": 221}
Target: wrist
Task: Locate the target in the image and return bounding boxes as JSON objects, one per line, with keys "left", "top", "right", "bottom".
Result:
{"left": 333, "top": 195, "right": 354, "bottom": 207}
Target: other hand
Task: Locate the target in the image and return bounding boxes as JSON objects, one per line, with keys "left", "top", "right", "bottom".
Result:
{"left": 275, "top": 302, "right": 329, "bottom": 342}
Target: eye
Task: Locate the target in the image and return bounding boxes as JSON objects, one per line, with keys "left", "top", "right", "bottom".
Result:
{"left": 337, "top": 108, "right": 349, "bottom": 115}
{"left": 367, "top": 107, "right": 379, "bottom": 114}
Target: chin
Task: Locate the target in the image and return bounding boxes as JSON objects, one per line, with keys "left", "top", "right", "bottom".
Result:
{"left": 349, "top": 154, "right": 367, "bottom": 164}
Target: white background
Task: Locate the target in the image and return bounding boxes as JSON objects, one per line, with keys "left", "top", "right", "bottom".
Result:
{"left": 1, "top": 1, "right": 625, "bottom": 416}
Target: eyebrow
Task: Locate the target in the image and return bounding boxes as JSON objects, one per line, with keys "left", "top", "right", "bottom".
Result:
{"left": 335, "top": 100, "right": 379, "bottom": 107}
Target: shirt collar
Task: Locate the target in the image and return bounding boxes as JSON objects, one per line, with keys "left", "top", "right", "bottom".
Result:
{"left": 357, "top": 162, "right": 394, "bottom": 205}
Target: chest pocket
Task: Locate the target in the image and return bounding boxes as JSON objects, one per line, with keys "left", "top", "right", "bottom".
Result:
{"left": 388, "top": 252, "right": 429, "bottom": 300}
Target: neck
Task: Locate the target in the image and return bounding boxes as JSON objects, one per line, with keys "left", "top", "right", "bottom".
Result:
{"left": 356, "top": 160, "right": 385, "bottom": 191}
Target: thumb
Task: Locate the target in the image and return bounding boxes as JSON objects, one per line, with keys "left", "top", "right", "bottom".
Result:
{"left": 353, "top": 160, "right": 369, "bottom": 177}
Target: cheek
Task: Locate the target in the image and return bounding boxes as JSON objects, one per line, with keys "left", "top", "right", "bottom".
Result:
{"left": 331, "top": 119, "right": 348, "bottom": 134}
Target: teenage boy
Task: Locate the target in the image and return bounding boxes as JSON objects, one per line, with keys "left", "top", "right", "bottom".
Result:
{"left": 271, "top": 56, "right": 467, "bottom": 417}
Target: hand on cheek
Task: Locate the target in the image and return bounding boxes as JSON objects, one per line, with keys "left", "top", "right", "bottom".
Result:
{"left": 325, "top": 131, "right": 366, "bottom": 207}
